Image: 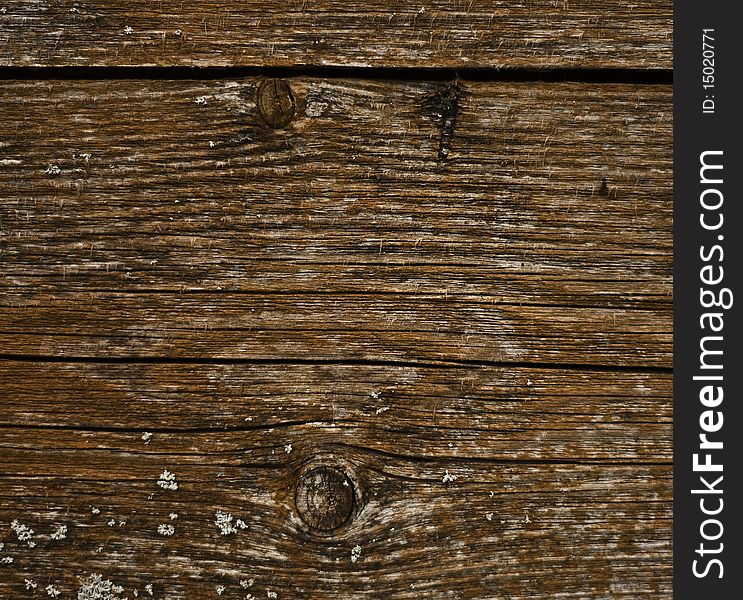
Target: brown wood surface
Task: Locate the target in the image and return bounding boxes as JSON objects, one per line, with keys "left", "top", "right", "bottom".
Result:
{"left": 0, "top": 79, "right": 672, "bottom": 368}
{"left": 0, "top": 1, "right": 672, "bottom": 69}
{"left": 0, "top": 77, "right": 672, "bottom": 597}
{"left": 0, "top": 362, "right": 671, "bottom": 598}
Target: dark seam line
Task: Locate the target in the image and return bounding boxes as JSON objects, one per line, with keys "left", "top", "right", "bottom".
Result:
{"left": 0, "top": 421, "right": 672, "bottom": 435}
{"left": 0, "top": 420, "right": 356, "bottom": 435}
{"left": 0, "top": 353, "right": 672, "bottom": 373}
{"left": 341, "top": 444, "right": 673, "bottom": 466}
{"left": 0, "top": 289, "right": 673, "bottom": 308}
{"left": 0, "top": 65, "right": 673, "bottom": 84}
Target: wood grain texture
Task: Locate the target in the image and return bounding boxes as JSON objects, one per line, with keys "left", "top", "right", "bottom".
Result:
{"left": 0, "top": 1, "right": 673, "bottom": 69}
{"left": 0, "top": 361, "right": 671, "bottom": 598}
{"left": 0, "top": 76, "right": 672, "bottom": 597}
{"left": 0, "top": 78, "right": 672, "bottom": 367}
{"left": 0, "top": 362, "right": 672, "bottom": 461}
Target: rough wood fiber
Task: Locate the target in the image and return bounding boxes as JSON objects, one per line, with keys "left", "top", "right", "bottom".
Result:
{"left": 0, "top": 77, "right": 672, "bottom": 597}
{"left": 0, "top": 362, "right": 672, "bottom": 461}
{"left": 0, "top": 361, "right": 671, "bottom": 598}
{"left": 0, "top": 1, "right": 672, "bottom": 69}
{"left": 0, "top": 78, "right": 672, "bottom": 367}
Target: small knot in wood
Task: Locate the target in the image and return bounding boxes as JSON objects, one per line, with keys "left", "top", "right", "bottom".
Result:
{"left": 256, "top": 79, "right": 296, "bottom": 129}
{"left": 295, "top": 466, "right": 355, "bottom": 532}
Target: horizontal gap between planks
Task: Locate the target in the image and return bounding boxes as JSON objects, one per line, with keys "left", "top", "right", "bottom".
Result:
{"left": 0, "top": 354, "right": 672, "bottom": 373}
{"left": 0, "top": 65, "right": 673, "bottom": 84}
{"left": 0, "top": 420, "right": 670, "bottom": 436}
{"left": 1, "top": 293, "right": 671, "bottom": 312}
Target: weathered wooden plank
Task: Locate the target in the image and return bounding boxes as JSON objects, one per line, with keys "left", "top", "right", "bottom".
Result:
{"left": 0, "top": 430, "right": 671, "bottom": 599}
{"left": 0, "top": 75, "right": 672, "bottom": 595}
{"left": 0, "top": 361, "right": 672, "bottom": 460}
{"left": 0, "top": 1, "right": 673, "bottom": 69}
{"left": 0, "top": 359, "right": 673, "bottom": 595}
{"left": 0, "top": 293, "right": 670, "bottom": 366}
{"left": 0, "top": 78, "right": 672, "bottom": 367}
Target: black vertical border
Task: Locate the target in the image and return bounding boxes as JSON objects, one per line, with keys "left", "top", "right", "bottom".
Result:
{"left": 674, "top": 1, "right": 741, "bottom": 597}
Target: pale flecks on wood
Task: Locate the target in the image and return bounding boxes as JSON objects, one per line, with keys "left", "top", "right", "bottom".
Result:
{"left": 0, "top": 76, "right": 672, "bottom": 597}
{"left": 0, "top": 1, "right": 672, "bottom": 69}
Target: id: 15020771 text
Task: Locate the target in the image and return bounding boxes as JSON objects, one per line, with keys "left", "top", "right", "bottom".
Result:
{"left": 702, "top": 29, "right": 715, "bottom": 114}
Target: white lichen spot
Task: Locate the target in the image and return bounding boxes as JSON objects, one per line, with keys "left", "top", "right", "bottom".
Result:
{"left": 442, "top": 470, "right": 457, "bottom": 484}
{"left": 1, "top": 556, "right": 13, "bottom": 564}
{"left": 78, "top": 573, "right": 124, "bottom": 600}
{"left": 124, "top": 26, "right": 134, "bottom": 35}
{"left": 25, "top": 579, "right": 38, "bottom": 590}
{"left": 44, "top": 164, "right": 61, "bottom": 176}
{"left": 157, "top": 523, "right": 175, "bottom": 536}
{"left": 145, "top": 583, "right": 154, "bottom": 596}
{"left": 174, "top": 29, "right": 182, "bottom": 36}
{"left": 11, "top": 519, "right": 35, "bottom": 546}
{"left": 524, "top": 513, "right": 531, "bottom": 524}
{"left": 216, "top": 585, "right": 225, "bottom": 596}
{"left": 107, "top": 519, "right": 116, "bottom": 527}
{"left": 235, "top": 519, "right": 248, "bottom": 530}
{"left": 351, "top": 544, "right": 362, "bottom": 562}
{"left": 370, "top": 390, "right": 382, "bottom": 400}
{"left": 214, "top": 510, "right": 238, "bottom": 535}
{"left": 284, "top": 443, "right": 293, "bottom": 454}
{"left": 169, "top": 512, "right": 179, "bottom": 521}
{"left": 45, "top": 584, "right": 61, "bottom": 598}
{"left": 50, "top": 524, "right": 68, "bottom": 540}
{"left": 195, "top": 96, "right": 208, "bottom": 105}
{"left": 239, "top": 578, "right": 254, "bottom": 589}
{"left": 209, "top": 141, "right": 216, "bottom": 148}
{"left": 80, "top": 153, "right": 92, "bottom": 161}
{"left": 0, "top": 542, "right": 3, "bottom": 550}
{"left": 91, "top": 507, "right": 101, "bottom": 515}
{"left": 133, "top": 591, "right": 139, "bottom": 598}
{"left": 141, "top": 431, "right": 153, "bottom": 444}
{"left": 267, "top": 592, "right": 277, "bottom": 599}
{"left": 118, "top": 521, "right": 126, "bottom": 527}
{"left": 375, "top": 406, "right": 389, "bottom": 415}
{"left": 304, "top": 100, "right": 329, "bottom": 117}
{"left": 157, "top": 469, "right": 178, "bottom": 491}
{"left": 485, "top": 512, "right": 494, "bottom": 521}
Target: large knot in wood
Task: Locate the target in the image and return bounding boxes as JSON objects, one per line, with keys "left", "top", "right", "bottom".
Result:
{"left": 256, "top": 79, "right": 296, "bottom": 129}
{"left": 295, "top": 466, "right": 355, "bottom": 532}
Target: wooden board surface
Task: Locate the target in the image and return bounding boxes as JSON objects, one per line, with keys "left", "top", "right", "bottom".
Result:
{"left": 0, "top": 361, "right": 671, "bottom": 598}
{"left": 0, "top": 76, "right": 672, "bottom": 597}
{"left": 0, "top": 79, "right": 672, "bottom": 368}
{"left": 0, "top": 362, "right": 672, "bottom": 460}
{"left": 0, "top": 1, "right": 672, "bottom": 69}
